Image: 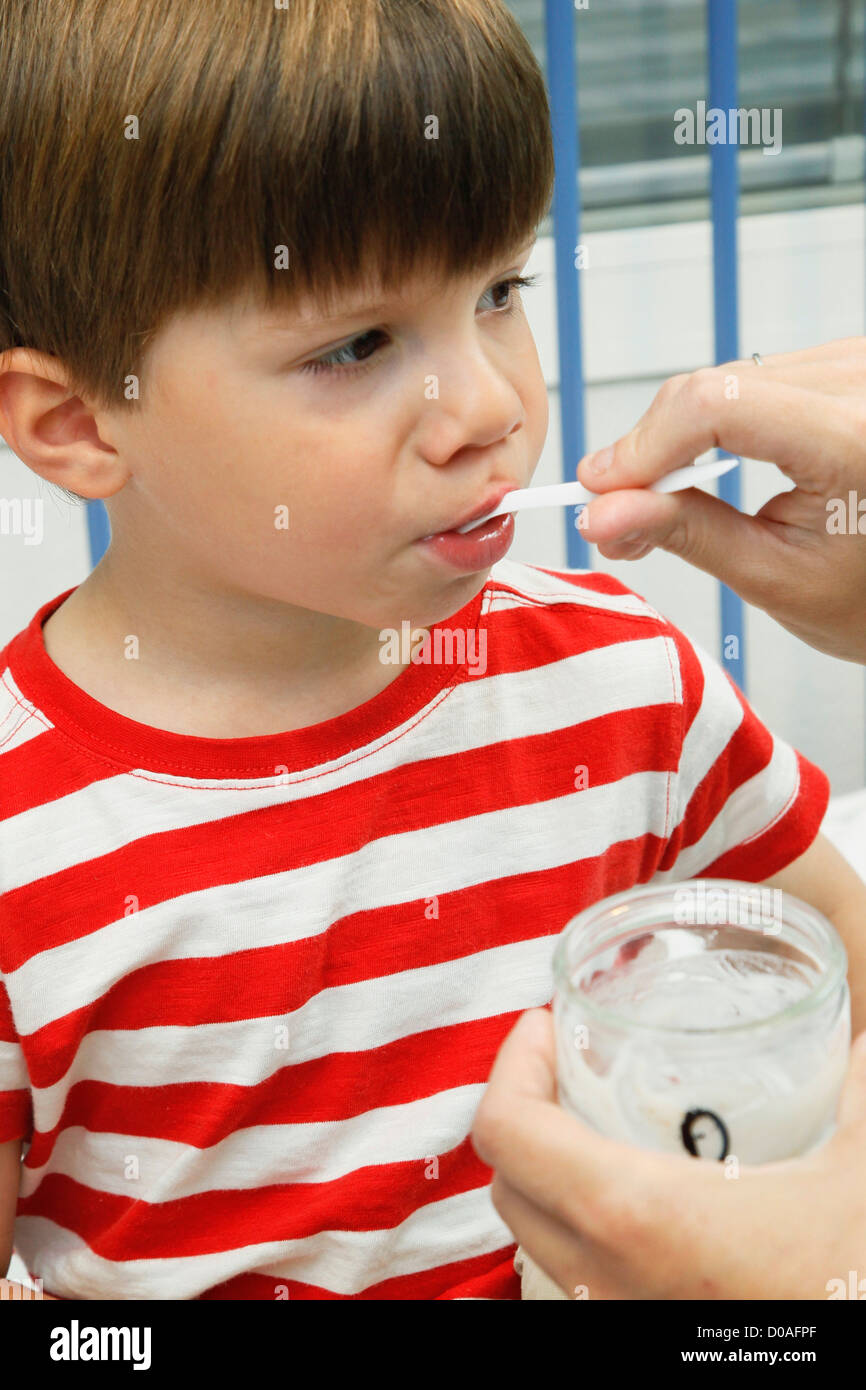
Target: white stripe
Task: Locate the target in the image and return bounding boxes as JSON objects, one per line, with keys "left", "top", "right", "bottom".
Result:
{"left": 674, "top": 639, "right": 745, "bottom": 816}
{"left": 488, "top": 559, "right": 661, "bottom": 620}
{"left": 20, "top": 1083, "right": 487, "bottom": 1198}
{"left": 0, "top": 1036, "right": 29, "bottom": 1090}
{"left": 484, "top": 591, "right": 542, "bottom": 613}
{"left": 0, "top": 633, "right": 678, "bottom": 892}
{"left": 653, "top": 739, "right": 800, "bottom": 881}
{"left": 10, "top": 767, "right": 673, "bottom": 1035}
{"left": 0, "top": 668, "right": 52, "bottom": 753}
{"left": 26, "top": 934, "right": 561, "bottom": 1130}
{"left": 649, "top": 637, "right": 801, "bottom": 877}
{"left": 14, "top": 1184, "right": 513, "bottom": 1300}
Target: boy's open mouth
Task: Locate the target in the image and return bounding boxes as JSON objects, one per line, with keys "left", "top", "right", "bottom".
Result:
{"left": 414, "top": 509, "right": 515, "bottom": 574}
{"left": 420, "top": 482, "right": 515, "bottom": 540}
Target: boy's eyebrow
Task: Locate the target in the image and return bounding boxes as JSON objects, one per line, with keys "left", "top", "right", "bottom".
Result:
{"left": 260, "top": 237, "right": 537, "bottom": 335}
{"left": 279, "top": 296, "right": 400, "bottom": 329}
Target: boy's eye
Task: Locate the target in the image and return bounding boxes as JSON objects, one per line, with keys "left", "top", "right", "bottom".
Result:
{"left": 299, "top": 273, "right": 539, "bottom": 377}
{"left": 478, "top": 273, "right": 539, "bottom": 314}
{"left": 301, "top": 329, "right": 387, "bottom": 376}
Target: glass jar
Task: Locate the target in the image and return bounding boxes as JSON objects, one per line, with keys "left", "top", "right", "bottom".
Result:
{"left": 551, "top": 879, "right": 850, "bottom": 1163}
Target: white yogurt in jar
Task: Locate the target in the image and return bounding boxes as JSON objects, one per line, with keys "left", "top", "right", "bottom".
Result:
{"left": 520, "top": 896, "right": 851, "bottom": 1300}
{"left": 555, "top": 935, "right": 850, "bottom": 1164}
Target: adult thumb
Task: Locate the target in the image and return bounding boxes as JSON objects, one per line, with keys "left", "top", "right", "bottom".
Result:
{"left": 581, "top": 484, "right": 795, "bottom": 613}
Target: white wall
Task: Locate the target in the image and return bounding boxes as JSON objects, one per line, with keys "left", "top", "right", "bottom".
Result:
{"left": 1, "top": 205, "right": 864, "bottom": 790}
{"left": 513, "top": 206, "right": 866, "bottom": 795}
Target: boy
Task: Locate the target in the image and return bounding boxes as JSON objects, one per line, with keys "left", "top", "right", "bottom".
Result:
{"left": 0, "top": 0, "right": 864, "bottom": 1302}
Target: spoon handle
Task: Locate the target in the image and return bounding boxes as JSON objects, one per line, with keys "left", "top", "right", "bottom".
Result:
{"left": 456, "top": 453, "right": 740, "bottom": 532}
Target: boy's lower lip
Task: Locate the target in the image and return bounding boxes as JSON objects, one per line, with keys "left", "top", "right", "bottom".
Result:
{"left": 414, "top": 511, "right": 515, "bottom": 572}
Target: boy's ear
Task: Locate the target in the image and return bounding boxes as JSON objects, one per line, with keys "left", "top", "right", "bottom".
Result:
{"left": 0, "top": 346, "right": 127, "bottom": 499}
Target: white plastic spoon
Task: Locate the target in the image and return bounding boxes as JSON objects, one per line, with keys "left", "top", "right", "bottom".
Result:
{"left": 456, "top": 452, "right": 740, "bottom": 533}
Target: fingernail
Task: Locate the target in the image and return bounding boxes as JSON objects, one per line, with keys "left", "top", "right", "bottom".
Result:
{"left": 587, "top": 446, "right": 614, "bottom": 475}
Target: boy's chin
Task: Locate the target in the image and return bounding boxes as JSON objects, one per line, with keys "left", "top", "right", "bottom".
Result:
{"left": 399, "top": 571, "right": 489, "bottom": 630}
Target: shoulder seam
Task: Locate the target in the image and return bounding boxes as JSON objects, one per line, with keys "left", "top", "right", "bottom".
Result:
{"left": 0, "top": 671, "right": 53, "bottom": 751}
{"left": 485, "top": 575, "right": 673, "bottom": 631}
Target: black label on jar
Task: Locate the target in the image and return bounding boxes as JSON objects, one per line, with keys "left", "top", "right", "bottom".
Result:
{"left": 680, "top": 1108, "right": 730, "bottom": 1160}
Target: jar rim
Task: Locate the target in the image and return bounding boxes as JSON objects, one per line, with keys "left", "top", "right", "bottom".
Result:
{"left": 551, "top": 879, "right": 848, "bottom": 1036}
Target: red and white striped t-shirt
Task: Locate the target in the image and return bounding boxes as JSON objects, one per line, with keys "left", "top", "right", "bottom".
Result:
{"left": 0, "top": 560, "right": 829, "bottom": 1300}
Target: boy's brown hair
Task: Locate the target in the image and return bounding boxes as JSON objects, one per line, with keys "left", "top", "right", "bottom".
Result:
{"left": 0, "top": 0, "right": 554, "bottom": 415}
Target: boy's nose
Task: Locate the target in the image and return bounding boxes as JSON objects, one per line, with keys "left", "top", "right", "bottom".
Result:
{"left": 423, "top": 356, "right": 523, "bottom": 450}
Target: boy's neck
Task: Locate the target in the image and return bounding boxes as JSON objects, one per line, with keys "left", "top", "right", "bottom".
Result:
{"left": 40, "top": 557, "right": 425, "bottom": 739}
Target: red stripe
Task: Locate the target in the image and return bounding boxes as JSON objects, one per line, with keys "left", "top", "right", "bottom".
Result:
{"left": 21, "top": 1013, "right": 519, "bottom": 1162}
{"left": 0, "top": 719, "right": 117, "bottom": 818}
{"left": 0, "top": 1090, "right": 31, "bottom": 1144}
{"left": 20, "top": 833, "right": 663, "bottom": 1096}
{"left": 473, "top": 588, "right": 665, "bottom": 669}
{"left": 658, "top": 651, "right": 828, "bottom": 873}
{"left": 1, "top": 585, "right": 487, "bottom": 778}
{"left": 3, "top": 698, "right": 680, "bottom": 974}
{"left": 666, "top": 621, "right": 707, "bottom": 743}
{"left": 701, "top": 750, "right": 829, "bottom": 880}
{"left": 0, "top": 981, "right": 31, "bottom": 1141}
{"left": 19, "top": 1135, "right": 496, "bottom": 1258}
{"left": 197, "top": 1247, "right": 521, "bottom": 1299}
{"left": 0, "top": 975, "right": 17, "bottom": 1039}
{"left": 0, "top": 603, "right": 667, "bottom": 819}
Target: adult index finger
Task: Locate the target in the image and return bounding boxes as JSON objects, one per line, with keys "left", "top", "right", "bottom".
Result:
{"left": 576, "top": 375, "right": 862, "bottom": 498}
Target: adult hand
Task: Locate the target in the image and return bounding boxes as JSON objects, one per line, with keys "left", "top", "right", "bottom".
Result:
{"left": 575, "top": 338, "right": 866, "bottom": 664}
{"left": 471, "top": 1008, "right": 866, "bottom": 1299}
